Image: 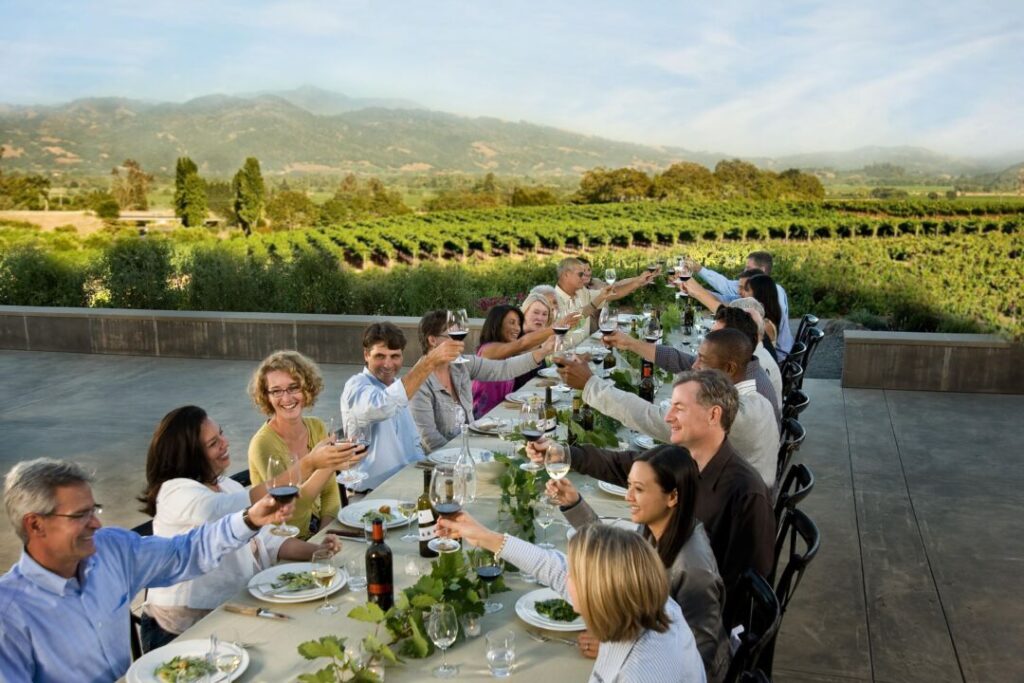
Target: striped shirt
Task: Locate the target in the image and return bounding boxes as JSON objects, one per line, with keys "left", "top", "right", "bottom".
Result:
{"left": 499, "top": 535, "right": 707, "bottom": 683}
{"left": 0, "top": 512, "right": 256, "bottom": 683}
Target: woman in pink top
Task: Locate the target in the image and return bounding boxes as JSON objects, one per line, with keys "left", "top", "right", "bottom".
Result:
{"left": 472, "top": 304, "right": 556, "bottom": 418}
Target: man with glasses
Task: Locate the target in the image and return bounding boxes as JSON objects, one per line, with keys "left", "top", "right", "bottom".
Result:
{"left": 0, "top": 458, "right": 293, "bottom": 683}
{"left": 554, "top": 257, "right": 651, "bottom": 343}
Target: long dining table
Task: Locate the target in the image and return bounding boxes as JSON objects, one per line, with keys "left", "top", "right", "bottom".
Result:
{"left": 161, "top": 325, "right": 691, "bottom": 682}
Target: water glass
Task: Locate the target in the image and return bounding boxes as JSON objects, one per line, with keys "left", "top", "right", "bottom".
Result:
{"left": 485, "top": 629, "right": 516, "bottom": 678}
{"left": 347, "top": 558, "right": 367, "bottom": 591}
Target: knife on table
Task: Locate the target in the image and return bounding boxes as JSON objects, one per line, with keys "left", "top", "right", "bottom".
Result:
{"left": 223, "top": 603, "right": 291, "bottom": 620}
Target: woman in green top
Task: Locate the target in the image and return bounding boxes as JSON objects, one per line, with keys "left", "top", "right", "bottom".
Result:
{"left": 248, "top": 350, "right": 361, "bottom": 539}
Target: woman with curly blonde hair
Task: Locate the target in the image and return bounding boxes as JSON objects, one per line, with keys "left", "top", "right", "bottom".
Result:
{"left": 247, "top": 350, "right": 363, "bottom": 539}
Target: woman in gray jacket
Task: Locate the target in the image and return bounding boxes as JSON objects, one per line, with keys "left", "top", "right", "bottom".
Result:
{"left": 547, "top": 444, "right": 730, "bottom": 683}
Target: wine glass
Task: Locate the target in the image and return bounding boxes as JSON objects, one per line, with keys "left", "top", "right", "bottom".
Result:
{"left": 518, "top": 400, "right": 544, "bottom": 472}
{"left": 551, "top": 304, "right": 571, "bottom": 338}
{"left": 427, "top": 603, "right": 459, "bottom": 678}
{"left": 544, "top": 440, "right": 570, "bottom": 481}
{"left": 428, "top": 464, "right": 465, "bottom": 553}
{"left": 603, "top": 268, "right": 617, "bottom": 287}
{"left": 337, "top": 418, "right": 370, "bottom": 489}
{"left": 675, "top": 259, "right": 692, "bottom": 299}
{"left": 447, "top": 309, "right": 470, "bottom": 364}
{"left": 644, "top": 315, "right": 662, "bottom": 344}
{"left": 598, "top": 306, "right": 617, "bottom": 337}
{"left": 474, "top": 554, "right": 505, "bottom": 614}
{"left": 398, "top": 490, "right": 419, "bottom": 542}
{"left": 266, "top": 453, "right": 300, "bottom": 538}
{"left": 551, "top": 335, "right": 576, "bottom": 392}
{"left": 311, "top": 549, "right": 339, "bottom": 615}
{"left": 535, "top": 498, "right": 556, "bottom": 550}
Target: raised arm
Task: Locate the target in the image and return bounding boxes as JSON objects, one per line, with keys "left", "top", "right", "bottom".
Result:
{"left": 478, "top": 327, "right": 554, "bottom": 360}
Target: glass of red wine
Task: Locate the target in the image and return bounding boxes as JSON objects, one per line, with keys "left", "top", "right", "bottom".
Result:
{"left": 551, "top": 303, "right": 571, "bottom": 338}
{"left": 473, "top": 553, "right": 505, "bottom": 614}
{"left": 518, "top": 400, "right": 544, "bottom": 472}
{"left": 446, "top": 309, "right": 470, "bottom": 364}
{"left": 676, "top": 258, "right": 692, "bottom": 299}
{"left": 428, "top": 464, "right": 465, "bottom": 553}
{"left": 267, "top": 453, "right": 300, "bottom": 538}
{"left": 598, "top": 306, "right": 617, "bottom": 337}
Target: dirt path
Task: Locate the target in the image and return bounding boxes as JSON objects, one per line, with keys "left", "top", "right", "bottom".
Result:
{"left": 0, "top": 210, "right": 108, "bottom": 234}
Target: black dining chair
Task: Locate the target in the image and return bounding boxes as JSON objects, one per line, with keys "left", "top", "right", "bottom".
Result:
{"left": 774, "top": 419, "right": 806, "bottom": 491}
{"left": 761, "top": 509, "right": 821, "bottom": 676}
{"left": 229, "top": 468, "right": 252, "bottom": 487}
{"left": 774, "top": 463, "right": 814, "bottom": 527}
{"left": 782, "top": 389, "right": 809, "bottom": 421}
{"left": 781, "top": 361, "right": 805, "bottom": 398}
{"left": 793, "top": 314, "right": 819, "bottom": 349}
{"left": 800, "top": 327, "right": 825, "bottom": 373}
{"left": 740, "top": 670, "right": 771, "bottom": 683}
{"left": 723, "top": 569, "right": 782, "bottom": 683}
{"left": 782, "top": 340, "right": 807, "bottom": 370}
{"left": 129, "top": 519, "right": 154, "bottom": 661}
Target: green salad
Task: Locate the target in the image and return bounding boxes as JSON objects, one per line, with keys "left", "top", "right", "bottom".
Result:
{"left": 535, "top": 598, "right": 580, "bottom": 622}
{"left": 155, "top": 655, "right": 216, "bottom": 682}
{"left": 272, "top": 571, "right": 318, "bottom": 592}
{"left": 360, "top": 504, "right": 400, "bottom": 524}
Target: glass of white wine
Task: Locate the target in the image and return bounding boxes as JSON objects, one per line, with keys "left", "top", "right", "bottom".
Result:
{"left": 544, "top": 440, "right": 570, "bottom": 481}
{"left": 604, "top": 268, "right": 617, "bottom": 287}
{"left": 311, "top": 549, "right": 338, "bottom": 615}
{"left": 398, "top": 491, "right": 419, "bottom": 542}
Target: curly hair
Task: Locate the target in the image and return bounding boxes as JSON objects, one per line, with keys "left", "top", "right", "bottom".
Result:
{"left": 248, "top": 350, "right": 324, "bottom": 416}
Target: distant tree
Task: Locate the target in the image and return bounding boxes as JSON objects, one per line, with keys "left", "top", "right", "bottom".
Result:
{"left": 575, "top": 167, "right": 652, "bottom": 204}
{"left": 864, "top": 163, "right": 906, "bottom": 178}
{"left": 869, "top": 187, "right": 909, "bottom": 199}
{"left": 233, "top": 157, "right": 266, "bottom": 236}
{"left": 110, "top": 159, "right": 152, "bottom": 210}
{"left": 511, "top": 186, "right": 559, "bottom": 206}
{"left": 713, "top": 159, "right": 765, "bottom": 199}
{"left": 94, "top": 196, "right": 121, "bottom": 220}
{"left": 0, "top": 173, "right": 51, "bottom": 210}
{"left": 319, "top": 175, "right": 410, "bottom": 223}
{"left": 651, "top": 162, "right": 718, "bottom": 200}
{"left": 777, "top": 168, "right": 825, "bottom": 200}
{"left": 477, "top": 172, "right": 498, "bottom": 194}
{"left": 174, "top": 157, "right": 198, "bottom": 214}
{"left": 205, "top": 180, "right": 236, "bottom": 223}
{"left": 173, "top": 157, "right": 208, "bottom": 227}
{"left": 267, "top": 190, "right": 319, "bottom": 230}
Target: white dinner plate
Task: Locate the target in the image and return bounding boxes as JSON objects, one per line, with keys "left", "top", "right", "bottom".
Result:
{"left": 247, "top": 562, "right": 347, "bottom": 604}
{"left": 505, "top": 390, "right": 542, "bottom": 404}
{"left": 633, "top": 434, "right": 656, "bottom": 450}
{"left": 566, "top": 516, "right": 637, "bottom": 540}
{"left": 538, "top": 366, "right": 559, "bottom": 379}
{"left": 598, "top": 480, "right": 628, "bottom": 497}
{"left": 515, "top": 587, "right": 586, "bottom": 632}
{"left": 338, "top": 499, "right": 411, "bottom": 529}
{"left": 428, "top": 447, "right": 494, "bottom": 466}
{"left": 469, "top": 417, "right": 505, "bottom": 435}
{"left": 126, "top": 639, "right": 248, "bottom": 683}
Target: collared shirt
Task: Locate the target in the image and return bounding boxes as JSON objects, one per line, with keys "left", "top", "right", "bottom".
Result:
{"left": 729, "top": 380, "right": 781, "bottom": 488}
{"left": 0, "top": 513, "right": 255, "bottom": 683}
{"left": 697, "top": 267, "right": 793, "bottom": 357}
{"left": 554, "top": 284, "right": 597, "bottom": 347}
{"left": 341, "top": 367, "right": 424, "bottom": 491}
{"left": 755, "top": 342, "right": 784, "bottom": 410}
{"left": 568, "top": 439, "right": 775, "bottom": 602}
{"left": 498, "top": 536, "right": 706, "bottom": 683}
{"left": 410, "top": 351, "right": 537, "bottom": 453}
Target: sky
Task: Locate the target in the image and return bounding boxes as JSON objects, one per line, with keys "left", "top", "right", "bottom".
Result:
{"left": 2, "top": 0, "right": 1022, "bottom": 157}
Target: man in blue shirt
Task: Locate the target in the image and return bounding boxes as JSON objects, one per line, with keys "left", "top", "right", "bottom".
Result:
{"left": 0, "top": 458, "right": 293, "bottom": 683}
{"left": 341, "top": 322, "right": 463, "bottom": 491}
{"left": 686, "top": 251, "right": 794, "bottom": 358}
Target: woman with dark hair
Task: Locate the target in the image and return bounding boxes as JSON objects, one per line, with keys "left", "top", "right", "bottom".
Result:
{"left": 410, "top": 309, "right": 552, "bottom": 451}
{"left": 740, "top": 273, "right": 783, "bottom": 346}
{"left": 546, "top": 445, "right": 729, "bottom": 682}
{"left": 139, "top": 405, "right": 353, "bottom": 651}
{"left": 471, "top": 304, "right": 557, "bottom": 417}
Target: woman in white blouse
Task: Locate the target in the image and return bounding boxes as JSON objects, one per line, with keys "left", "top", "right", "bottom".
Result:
{"left": 137, "top": 405, "right": 355, "bottom": 651}
{"left": 437, "top": 514, "right": 706, "bottom": 682}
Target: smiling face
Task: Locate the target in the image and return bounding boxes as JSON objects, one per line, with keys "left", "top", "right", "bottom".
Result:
{"left": 200, "top": 417, "right": 230, "bottom": 477}
{"left": 500, "top": 311, "right": 522, "bottom": 342}
{"left": 264, "top": 369, "right": 305, "bottom": 419}
{"left": 364, "top": 342, "right": 404, "bottom": 386}
{"left": 522, "top": 301, "right": 550, "bottom": 333}
{"left": 625, "top": 461, "right": 677, "bottom": 528}
{"left": 26, "top": 482, "right": 102, "bottom": 577}
{"left": 664, "top": 381, "right": 719, "bottom": 447}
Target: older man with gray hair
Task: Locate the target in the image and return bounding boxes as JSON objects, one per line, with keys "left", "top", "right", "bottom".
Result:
{"left": 728, "top": 297, "right": 783, "bottom": 404}
{"left": 554, "top": 257, "right": 652, "bottom": 344}
{"left": 0, "top": 458, "right": 293, "bottom": 683}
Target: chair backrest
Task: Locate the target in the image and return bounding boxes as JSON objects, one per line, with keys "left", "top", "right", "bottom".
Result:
{"left": 740, "top": 670, "right": 771, "bottom": 683}
{"left": 229, "top": 468, "right": 252, "bottom": 487}
{"left": 781, "top": 360, "right": 805, "bottom": 398}
{"left": 793, "top": 313, "right": 819, "bottom": 348}
{"left": 781, "top": 389, "right": 809, "bottom": 421}
{"left": 774, "top": 419, "right": 806, "bottom": 490}
{"left": 782, "top": 341, "right": 807, "bottom": 370}
{"left": 128, "top": 518, "right": 152, "bottom": 660}
{"left": 774, "top": 463, "right": 814, "bottom": 527}
{"left": 800, "top": 327, "right": 825, "bottom": 373}
{"left": 760, "top": 509, "right": 821, "bottom": 677}
{"left": 724, "top": 569, "right": 782, "bottom": 683}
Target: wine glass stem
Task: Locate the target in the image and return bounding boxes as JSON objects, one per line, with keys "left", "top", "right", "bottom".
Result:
{"left": 442, "top": 646, "right": 448, "bottom": 669}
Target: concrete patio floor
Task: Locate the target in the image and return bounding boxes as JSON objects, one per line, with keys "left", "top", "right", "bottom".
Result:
{"left": 0, "top": 350, "right": 1020, "bottom": 683}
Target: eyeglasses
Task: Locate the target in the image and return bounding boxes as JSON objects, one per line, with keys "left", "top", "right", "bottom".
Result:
{"left": 267, "top": 384, "right": 303, "bottom": 399}
{"left": 45, "top": 504, "right": 103, "bottom": 521}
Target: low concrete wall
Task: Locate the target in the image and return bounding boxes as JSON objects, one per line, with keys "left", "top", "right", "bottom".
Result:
{"left": 842, "top": 330, "right": 1024, "bottom": 394}
{"left": 0, "top": 306, "right": 483, "bottom": 365}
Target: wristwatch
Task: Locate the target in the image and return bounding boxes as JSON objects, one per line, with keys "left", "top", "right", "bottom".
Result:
{"left": 241, "top": 506, "right": 259, "bottom": 531}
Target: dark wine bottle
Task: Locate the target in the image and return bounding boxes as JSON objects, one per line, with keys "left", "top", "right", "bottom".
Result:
{"left": 683, "top": 301, "right": 695, "bottom": 336}
{"left": 603, "top": 349, "right": 616, "bottom": 371}
{"left": 581, "top": 400, "right": 594, "bottom": 432}
{"left": 366, "top": 519, "right": 394, "bottom": 610}
{"left": 568, "top": 392, "right": 583, "bottom": 446}
{"left": 417, "top": 468, "right": 439, "bottom": 558}
{"left": 543, "top": 386, "right": 557, "bottom": 433}
{"left": 638, "top": 359, "right": 656, "bottom": 403}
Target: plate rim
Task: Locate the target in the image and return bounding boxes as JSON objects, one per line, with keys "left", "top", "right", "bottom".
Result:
{"left": 427, "top": 446, "right": 492, "bottom": 466}
{"left": 598, "top": 480, "right": 628, "bottom": 496}
{"left": 337, "top": 498, "right": 410, "bottom": 529}
{"left": 514, "top": 587, "right": 585, "bottom": 632}
{"left": 126, "top": 638, "right": 248, "bottom": 683}
{"left": 246, "top": 561, "right": 347, "bottom": 604}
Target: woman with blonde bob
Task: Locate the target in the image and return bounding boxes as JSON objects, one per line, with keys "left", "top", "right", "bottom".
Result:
{"left": 248, "top": 350, "right": 364, "bottom": 539}
{"left": 437, "top": 515, "right": 706, "bottom": 682}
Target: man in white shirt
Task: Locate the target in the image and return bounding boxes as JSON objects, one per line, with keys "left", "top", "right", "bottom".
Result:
{"left": 686, "top": 250, "right": 793, "bottom": 358}
{"left": 727, "top": 298, "right": 783, "bottom": 406}
{"left": 340, "top": 322, "right": 462, "bottom": 491}
{"left": 553, "top": 257, "right": 653, "bottom": 344}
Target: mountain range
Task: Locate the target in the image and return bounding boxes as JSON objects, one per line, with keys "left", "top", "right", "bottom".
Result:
{"left": 0, "top": 86, "right": 1019, "bottom": 178}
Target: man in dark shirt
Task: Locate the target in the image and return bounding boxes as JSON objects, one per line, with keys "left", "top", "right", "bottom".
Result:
{"left": 527, "top": 369, "right": 775, "bottom": 614}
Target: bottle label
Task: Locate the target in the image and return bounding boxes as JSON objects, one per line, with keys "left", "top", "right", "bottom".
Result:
{"left": 417, "top": 509, "right": 435, "bottom": 524}
{"left": 368, "top": 583, "right": 394, "bottom": 596}
{"left": 419, "top": 525, "right": 436, "bottom": 541}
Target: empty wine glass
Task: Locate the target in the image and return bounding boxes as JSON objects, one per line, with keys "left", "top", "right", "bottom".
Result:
{"left": 427, "top": 603, "right": 459, "bottom": 678}
{"left": 535, "top": 498, "right": 556, "bottom": 550}
{"left": 603, "top": 268, "right": 617, "bottom": 287}
{"left": 266, "top": 453, "right": 300, "bottom": 538}
{"left": 447, "top": 309, "right": 470, "bottom": 364}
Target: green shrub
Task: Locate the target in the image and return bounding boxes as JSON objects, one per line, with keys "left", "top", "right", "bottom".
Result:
{"left": 101, "top": 238, "right": 177, "bottom": 309}
{"left": 0, "top": 246, "right": 89, "bottom": 307}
